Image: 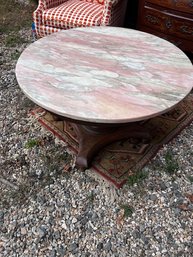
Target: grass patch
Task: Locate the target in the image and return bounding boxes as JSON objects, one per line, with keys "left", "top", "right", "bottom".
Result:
{"left": 187, "top": 175, "right": 193, "bottom": 183}
{"left": 11, "top": 49, "right": 21, "bottom": 60}
{"left": 5, "top": 34, "right": 27, "bottom": 47}
{"left": 25, "top": 138, "right": 39, "bottom": 148}
{"left": 127, "top": 170, "right": 148, "bottom": 186}
{"left": 0, "top": 0, "right": 36, "bottom": 34}
{"left": 164, "top": 150, "right": 179, "bottom": 175}
{"left": 120, "top": 204, "right": 134, "bottom": 218}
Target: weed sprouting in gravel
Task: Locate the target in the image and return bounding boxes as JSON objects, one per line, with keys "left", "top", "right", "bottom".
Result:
{"left": 164, "top": 150, "right": 179, "bottom": 175}
{"left": 5, "top": 34, "right": 27, "bottom": 47}
{"left": 87, "top": 190, "right": 95, "bottom": 203}
{"left": 11, "top": 50, "right": 21, "bottom": 60}
{"left": 127, "top": 170, "right": 148, "bottom": 186}
{"left": 187, "top": 175, "right": 193, "bottom": 183}
{"left": 25, "top": 138, "right": 39, "bottom": 148}
{"left": 120, "top": 204, "right": 134, "bottom": 218}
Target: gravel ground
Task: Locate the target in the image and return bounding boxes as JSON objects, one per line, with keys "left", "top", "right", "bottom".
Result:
{"left": 1, "top": 7, "right": 193, "bottom": 257}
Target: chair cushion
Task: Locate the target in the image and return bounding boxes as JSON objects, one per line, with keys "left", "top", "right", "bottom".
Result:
{"left": 42, "top": 0, "right": 104, "bottom": 29}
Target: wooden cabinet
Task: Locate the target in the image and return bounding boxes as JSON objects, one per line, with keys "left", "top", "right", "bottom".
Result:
{"left": 137, "top": 0, "right": 193, "bottom": 53}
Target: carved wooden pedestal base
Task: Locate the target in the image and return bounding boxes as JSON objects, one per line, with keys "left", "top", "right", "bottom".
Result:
{"left": 70, "top": 122, "right": 150, "bottom": 168}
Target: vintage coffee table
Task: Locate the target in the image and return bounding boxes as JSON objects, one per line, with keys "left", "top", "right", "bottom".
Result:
{"left": 15, "top": 27, "right": 193, "bottom": 168}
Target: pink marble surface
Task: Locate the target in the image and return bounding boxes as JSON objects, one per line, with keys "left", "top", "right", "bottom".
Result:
{"left": 16, "top": 27, "right": 193, "bottom": 123}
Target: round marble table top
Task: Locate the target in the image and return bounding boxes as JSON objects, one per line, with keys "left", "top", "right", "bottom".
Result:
{"left": 16, "top": 27, "right": 193, "bottom": 124}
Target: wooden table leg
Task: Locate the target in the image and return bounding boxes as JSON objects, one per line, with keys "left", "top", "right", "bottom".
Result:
{"left": 70, "top": 123, "right": 150, "bottom": 168}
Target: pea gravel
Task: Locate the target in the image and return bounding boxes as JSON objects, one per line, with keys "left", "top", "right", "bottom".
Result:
{"left": 0, "top": 10, "right": 193, "bottom": 257}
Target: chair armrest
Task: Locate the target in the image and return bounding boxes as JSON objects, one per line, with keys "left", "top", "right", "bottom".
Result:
{"left": 33, "top": 0, "right": 69, "bottom": 25}
{"left": 101, "top": 0, "right": 128, "bottom": 26}
{"left": 36, "top": 0, "right": 68, "bottom": 10}
{"left": 104, "top": 0, "right": 120, "bottom": 7}
{"left": 105, "top": 0, "right": 121, "bottom": 6}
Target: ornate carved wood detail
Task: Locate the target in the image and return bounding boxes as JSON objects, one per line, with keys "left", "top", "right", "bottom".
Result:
{"left": 180, "top": 25, "right": 193, "bottom": 35}
{"left": 145, "top": 14, "right": 159, "bottom": 24}
{"left": 143, "top": 7, "right": 193, "bottom": 41}
{"left": 138, "top": 0, "right": 193, "bottom": 53}
{"left": 146, "top": 0, "right": 193, "bottom": 13}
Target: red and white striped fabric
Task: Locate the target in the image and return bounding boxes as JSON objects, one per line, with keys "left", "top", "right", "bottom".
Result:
{"left": 33, "top": 0, "right": 128, "bottom": 38}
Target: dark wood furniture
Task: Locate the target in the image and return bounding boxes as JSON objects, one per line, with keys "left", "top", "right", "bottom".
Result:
{"left": 137, "top": 0, "right": 193, "bottom": 59}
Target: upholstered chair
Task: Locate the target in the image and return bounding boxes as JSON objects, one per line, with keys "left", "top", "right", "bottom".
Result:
{"left": 33, "top": 0, "right": 128, "bottom": 37}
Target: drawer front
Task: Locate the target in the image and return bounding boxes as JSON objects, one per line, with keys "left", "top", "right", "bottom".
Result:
{"left": 147, "top": 0, "right": 193, "bottom": 14}
{"left": 139, "top": 25, "right": 193, "bottom": 51}
{"left": 142, "top": 6, "right": 193, "bottom": 41}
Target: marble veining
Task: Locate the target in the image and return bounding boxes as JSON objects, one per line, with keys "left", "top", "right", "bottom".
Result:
{"left": 15, "top": 27, "right": 193, "bottom": 123}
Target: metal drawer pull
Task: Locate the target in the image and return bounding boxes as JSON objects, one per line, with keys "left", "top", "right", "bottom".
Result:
{"left": 165, "top": 19, "right": 172, "bottom": 29}
{"left": 180, "top": 25, "right": 193, "bottom": 35}
{"left": 146, "top": 15, "right": 159, "bottom": 24}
